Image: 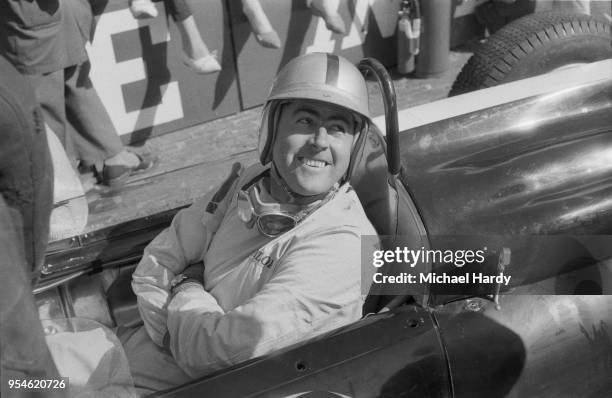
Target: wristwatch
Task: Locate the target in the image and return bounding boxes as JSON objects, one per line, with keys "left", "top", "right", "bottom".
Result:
{"left": 169, "top": 273, "right": 202, "bottom": 295}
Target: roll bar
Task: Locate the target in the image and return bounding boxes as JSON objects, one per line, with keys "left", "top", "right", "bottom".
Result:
{"left": 357, "top": 58, "right": 401, "bottom": 177}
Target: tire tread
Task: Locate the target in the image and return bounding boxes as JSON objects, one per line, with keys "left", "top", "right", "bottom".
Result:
{"left": 449, "top": 12, "right": 611, "bottom": 96}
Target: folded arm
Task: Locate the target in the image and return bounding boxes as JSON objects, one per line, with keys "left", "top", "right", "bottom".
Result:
{"left": 131, "top": 200, "right": 212, "bottom": 345}
{"left": 165, "top": 228, "right": 367, "bottom": 377}
{"left": 132, "top": 164, "right": 243, "bottom": 346}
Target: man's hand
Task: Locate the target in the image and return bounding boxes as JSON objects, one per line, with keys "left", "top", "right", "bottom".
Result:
{"left": 164, "top": 262, "right": 206, "bottom": 351}
{"left": 181, "top": 262, "right": 205, "bottom": 285}
{"left": 170, "top": 262, "right": 205, "bottom": 297}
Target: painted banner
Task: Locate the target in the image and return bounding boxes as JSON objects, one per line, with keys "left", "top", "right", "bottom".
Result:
{"left": 86, "top": 0, "right": 482, "bottom": 142}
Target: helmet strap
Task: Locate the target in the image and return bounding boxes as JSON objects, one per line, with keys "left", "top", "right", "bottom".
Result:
{"left": 260, "top": 101, "right": 285, "bottom": 165}
{"left": 343, "top": 118, "right": 369, "bottom": 184}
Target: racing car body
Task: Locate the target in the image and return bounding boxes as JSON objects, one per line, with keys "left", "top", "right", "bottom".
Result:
{"left": 36, "top": 59, "right": 612, "bottom": 397}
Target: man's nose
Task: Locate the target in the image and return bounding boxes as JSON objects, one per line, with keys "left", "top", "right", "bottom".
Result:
{"left": 310, "top": 126, "right": 329, "bottom": 148}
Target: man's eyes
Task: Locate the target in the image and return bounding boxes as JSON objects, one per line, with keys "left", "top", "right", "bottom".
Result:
{"left": 295, "top": 118, "right": 348, "bottom": 133}
{"left": 327, "top": 123, "right": 348, "bottom": 133}
{"left": 296, "top": 117, "right": 313, "bottom": 125}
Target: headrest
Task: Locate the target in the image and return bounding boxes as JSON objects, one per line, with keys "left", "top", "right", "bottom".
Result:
{"left": 349, "top": 124, "right": 394, "bottom": 236}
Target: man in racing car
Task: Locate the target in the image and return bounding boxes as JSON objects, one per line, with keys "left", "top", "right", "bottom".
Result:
{"left": 121, "top": 52, "right": 378, "bottom": 392}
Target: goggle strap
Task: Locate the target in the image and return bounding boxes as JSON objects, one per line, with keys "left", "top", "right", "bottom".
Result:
{"left": 249, "top": 182, "right": 302, "bottom": 215}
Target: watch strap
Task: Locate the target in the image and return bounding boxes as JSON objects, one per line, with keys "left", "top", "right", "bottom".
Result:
{"left": 170, "top": 275, "right": 203, "bottom": 295}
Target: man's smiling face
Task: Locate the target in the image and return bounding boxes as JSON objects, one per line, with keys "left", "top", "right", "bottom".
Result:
{"left": 272, "top": 99, "right": 358, "bottom": 196}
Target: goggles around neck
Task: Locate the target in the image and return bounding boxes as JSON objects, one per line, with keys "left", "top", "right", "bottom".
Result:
{"left": 236, "top": 171, "right": 338, "bottom": 238}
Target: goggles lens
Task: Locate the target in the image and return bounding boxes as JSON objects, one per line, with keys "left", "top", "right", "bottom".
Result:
{"left": 237, "top": 183, "right": 299, "bottom": 237}
{"left": 257, "top": 214, "right": 297, "bottom": 237}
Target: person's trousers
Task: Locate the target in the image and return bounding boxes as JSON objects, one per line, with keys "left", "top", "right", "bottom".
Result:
{"left": 27, "top": 69, "right": 74, "bottom": 159}
{"left": 118, "top": 326, "right": 192, "bottom": 394}
{"left": 65, "top": 60, "right": 124, "bottom": 167}
{"left": 30, "top": 61, "right": 124, "bottom": 167}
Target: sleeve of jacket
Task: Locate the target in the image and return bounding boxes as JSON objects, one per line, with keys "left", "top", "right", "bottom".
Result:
{"left": 132, "top": 163, "right": 243, "bottom": 346}
{"left": 165, "top": 227, "right": 369, "bottom": 378}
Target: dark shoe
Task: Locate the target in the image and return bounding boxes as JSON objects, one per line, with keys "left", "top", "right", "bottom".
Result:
{"left": 99, "top": 152, "right": 155, "bottom": 187}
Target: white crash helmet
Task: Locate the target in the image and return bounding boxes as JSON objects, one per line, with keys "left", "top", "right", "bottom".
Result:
{"left": 258, "top": 52, "right": 371, "bottom": 181}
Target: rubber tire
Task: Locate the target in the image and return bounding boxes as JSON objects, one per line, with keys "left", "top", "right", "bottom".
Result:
{"left": 449, "top": 12, "right": 611, "bottom": 96}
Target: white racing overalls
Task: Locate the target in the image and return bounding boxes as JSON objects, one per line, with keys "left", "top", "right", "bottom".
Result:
{"left": 124, "top": 163, "right": 378, "bottom": 392}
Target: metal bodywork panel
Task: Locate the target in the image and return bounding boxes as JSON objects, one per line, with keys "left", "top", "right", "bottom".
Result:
{"left": 396, "top": 76, "right": 612, "bottom": 304}
{"left": 152, "top": 305, "right": 450, "bottom": 398}
{"left": 434, "top": 294, "right": 612, "bottom": 398}
{"left": 400, "top": 80, "right": 612, "bottom": 236}
{"left": 39, "top": 206, "right": 184, "bottom": 287}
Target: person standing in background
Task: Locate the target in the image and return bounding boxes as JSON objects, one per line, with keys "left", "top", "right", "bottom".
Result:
{"left": 0, "top": 0, "right": 83, "bottom": 156}
{"left": 0, "top": 53, "right": 66, "bottom": 398}
{"left": 130, "top": 0, "right": 222, "bottom": 73}
{"left": 130, "top": 0, "right": 347, "bottom": 52}
{"left": 0, "top": 0, "right": 154, "bottom": 188}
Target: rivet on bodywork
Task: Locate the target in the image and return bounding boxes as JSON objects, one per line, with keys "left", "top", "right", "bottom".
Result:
{"left": 295, "top": 360, "right": 308, "bottom": 372}
{"left": 44, "top": 325, "right": 58, "bottom": 335}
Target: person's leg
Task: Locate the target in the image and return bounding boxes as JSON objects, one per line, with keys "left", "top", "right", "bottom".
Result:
{"left": 168, "top": 0, "right": 221, "bottom": 74}
{"left": 27, "top": 70, "right": 76, "bottom": 163}
{"left": 130, "top": 0, "right": 159, "bottom": 19}
{"left": 241, "top": 0, "right": 282, "bottom": 48}
{"left": 307, "top": 0, "right": 347, "bottom": 35}
{"left": 64, "top": 61, "right": 153, "bottom": 186}
{"left": 64, "top": 62, "right": 125, "bottom": 168}
{"left": 119, "top": 326, "right": 192, "bottom": 394}
{"left": 175, "top": 15, "right": 210, "bottom": 61}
